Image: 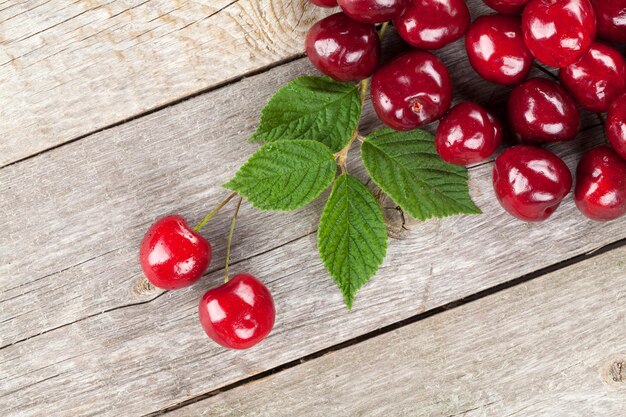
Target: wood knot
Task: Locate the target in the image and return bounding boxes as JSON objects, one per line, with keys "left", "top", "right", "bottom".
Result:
{"left": 375, "top": 189, "right": 415, "bottom": 240}
{"left": 600, "top": 354, "right": 626, "bottom": 388}
{"left": 132, "top": 275, "right": 158, "bottom": 296}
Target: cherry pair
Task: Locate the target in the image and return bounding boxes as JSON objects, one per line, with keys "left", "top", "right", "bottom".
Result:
{"left": 139, "top": 213, "right": 275, "bottom": 350}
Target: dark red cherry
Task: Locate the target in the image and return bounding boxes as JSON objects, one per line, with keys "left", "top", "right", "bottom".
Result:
{"left": 370, "top": 50, "right": 453, "bottom": 131}
{"left": 309, "top": 0, "right": 338, "bottom": 7}
{"left": 590, "top": 0, "right": 626, "bottom": 42}
{"left": 337, "top": 0, "right": 408, "bottom": 24}
{"left": 559, "top": 42, "right": 626, "bottom": 113}
{"left": 522, "top": 0, "right": 596, "bottom": 68}
{"left": 465, "top": 14, "right": 533, "bottom": 85}
{"left": 607, "top": 93, "right": 626, "bottom": 161}
{"left": 575, "top": 146, "right": 626, "bottom": 221}
{"left": 482, "top": 0, "right": 531, "bottom": 14}
{"left": 493, "top": 146, "right": 572, "bottom": 221}
{"left": 435, "top": 102, "right": 503, "bottom": 165}
{"left": 508, "top": 77, "right": 580, "bottom": 144}
{"left": 139, "top": 215, "right": 211, "bottom": 290}
{"left": 393, "top": 0, "right": 470, "bottom": 50}
{"left": 199, "top": 274, "right": 275, "bottom": 350}
{"left": 305, "top": 12, "right": 380, "bottom": 82}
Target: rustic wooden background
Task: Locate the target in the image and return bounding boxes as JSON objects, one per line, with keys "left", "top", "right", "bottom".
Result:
{"left": 1, "top": 1, "right": 624, "bottom": 416}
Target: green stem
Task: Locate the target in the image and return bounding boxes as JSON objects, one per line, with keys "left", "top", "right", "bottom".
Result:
{"left": 378, "top": 21, "right": 389, "bottom": 39}
{"left": 194, "top": 192, "right": 238, "bottom": 232}
{"left": 224, "top": 197, "right": 243, "bottom": 283}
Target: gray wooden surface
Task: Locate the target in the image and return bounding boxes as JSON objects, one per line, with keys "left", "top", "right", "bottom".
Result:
{"left": 1, "top": 1, "right": 625, "bottom": 416}
{"left": 167, "top": 247, "right": 626, "bottom": 417}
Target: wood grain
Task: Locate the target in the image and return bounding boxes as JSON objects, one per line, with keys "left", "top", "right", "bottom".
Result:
{"left": 166, "top": 247, "right": 626, "bottom": 417}
{"left": 0, "top": 0, "right": 332, "bottom": 167}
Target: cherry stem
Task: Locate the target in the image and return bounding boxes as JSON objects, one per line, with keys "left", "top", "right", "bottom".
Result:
{"left": 224, "top": 197, "right": 243, "bottom": 283}
{"left": 378, "top": 21, "right": 389, "bottom": 40}
{"left": 194, "top": 191, "right": 238, "bottom": 232}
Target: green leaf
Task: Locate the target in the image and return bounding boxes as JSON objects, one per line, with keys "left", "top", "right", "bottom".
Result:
{"left": 224, "top": 140, "right": 337, "bottom": 211}
{"left": 361, "top": 128, "right": 481, "bottom": 221}
{"left": 318, "top": 174, "right": 387, "bottom": 309}
{"left": 250, "top": 76, "right": 362, "bottom": 152}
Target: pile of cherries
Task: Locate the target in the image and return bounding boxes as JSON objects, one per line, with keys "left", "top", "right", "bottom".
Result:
{"left": 306, "top": 0, "right": 626, "bottom": 222}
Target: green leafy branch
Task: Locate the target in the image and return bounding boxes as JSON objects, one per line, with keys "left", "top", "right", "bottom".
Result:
{"left": 223, "top": 74, "right": 480, "bottom": 308}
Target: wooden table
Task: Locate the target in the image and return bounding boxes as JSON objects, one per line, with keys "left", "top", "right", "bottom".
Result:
{"left": 1, "top": 1, "right": 625, "bottom": 416}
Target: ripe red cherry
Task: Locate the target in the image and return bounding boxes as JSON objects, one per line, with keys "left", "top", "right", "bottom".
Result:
{"left": 590, "top": 0, "right": 626, "bottom": 42}
{"left": 199, "top": 274, "right": 275, "bottom": 350}
{"left": 522, "top": 0, "right": 596, "bottom": 68}
{"left": 309, "top": 0, "right": 338, "bottom": 7}
{"left": 465, "top": 14, "right": 533, "bottom": 85}
{"left": 559, "top": 42, "right": 626, "bottom": 113}
{"left": 337, "top": 0, "right": 408, "bottom": 23}
{"left": 508, "top": 78, "right": 580, "bottom": 144}
{"left": 139, "top": 215, "right": 211, "bottom": 290}
{"left": 482, "top": 0, "right": 531, "bottom": 14}
{"left": 575, "top": 146, "right": 626, "bottom": 221}
{"left": 435, "top": 102, "right": 503, "bottom": 165}
{"left": 607, "top": 93, "right": 626, "bottom": 161}
{"left": 393, "top": 0, "right": 470, "bottom": 50}
{"left": 370, "top": 50, "right": 453, "bottom": 131}
{"left": 493, "top": 146, "right": 572, "bottom": 221}
{"left": 305, "top": 12, "right": 380, "bottom": 82}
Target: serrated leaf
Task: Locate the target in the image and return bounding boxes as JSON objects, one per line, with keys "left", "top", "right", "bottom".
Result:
{"left": 250, "top": 76, "right": 362, "bottom": 152}
{"left": 318, "top": 174, "right": 387, "bottom": 309}
{"left": 361, "top": 128, "right": 481, "bottom": 221}
{"left": 224, "top": 140, "right": 337, "bottom": 211}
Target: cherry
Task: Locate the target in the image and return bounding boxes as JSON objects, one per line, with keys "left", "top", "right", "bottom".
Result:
{"left": 139, "top": 215, "right": 211, "bottom": 290}
{"left": 309, "top": 0, "right": 338, "bottom": 7}
{"left": 370, "top": 50, "right": 453, "bottom": 131}
{"left": 199, "top": 274, "right": 275, "bottom": 350}
{"left": 393, "top": 0, "right": 470, "bottom": 50}
{"left": 590, "top": 0, "right": 626, "bottom": 43}
{"left": 575, "top": 146, "right": 626, "bottom": 221}
{"left": 305, "top": 12, "right": 380, "bottom": 82}
{"left": 435, "top": 102, "right": 503, "bottom": 165}
{"left": 337, "top": 0, "right": 408, "bottom": 23}
{"left": 607, "top": 93, "right": 626, "bottom": 161}
{"left": 522, "top": 0, "right": 596, "bottom": 68}
{"left": 508, "top": 77, "right": 580, "bottom": 144}
{"left": 465, "top": 14, "right": 533, "bottom": 86}
{"left": 482, "top": 0, "right": 531, "bottom": 14}
{"left": 493, "top": 146, "right": 572, "bottom": 221}
{"left": 559, "top": 42, "right": 626, "bottom": 113}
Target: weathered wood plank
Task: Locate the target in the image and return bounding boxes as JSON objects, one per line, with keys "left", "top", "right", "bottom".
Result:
{"left": 0, "top": 0, "right": 332, "bottom": 167}
{"left": 166, "top": 247, "right": 626, "bottom": 417}
{"left": 0, "top": 0, "right": 599, "bottom": 168}
{"left": 1, "top": 119, "right": 624, "bottom": 416}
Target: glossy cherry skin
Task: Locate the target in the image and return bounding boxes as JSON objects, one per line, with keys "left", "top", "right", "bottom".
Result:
{"left": 493, "top": 146, "right": 572, "bottom": 221}
{"left": 337, "top": 0, "right": 408, "bottom": 23}
{"left": 522, "top": 0, "right": 596, "bottom": 68}
{"left": 607, "top": 93, "right": 626, "bottom": 161}
{"left": 199, "top": 274, "right": 275, "bottom": 350}
{"left": 559, "top": 42, "right": 626, "bottom": 113}
{"left": 309, "top": 0, "right": 338, "bottom": 7}
{"left": 305, "top": 12, "right": 380, "bottom": 82}
{"left": 508, "top": 78, "right": 580, "bottom": 144}
{"left": 371, "top": 50, "right": 453, "bottom": 131}
{"left": 393, "top": 0, "right": 470, "bottom": 50}
{"left": 465, "top": 14, "right": 533, "bottom": 85}
{"left": 139, "top": 215, "right": 211, "bottom": 290}
{"left": 575, "top": 146, "right": 626, "bottom": 221}
{"left": 435, "top": 102, "right": 503, "bottom": 165}
{"left": 590, "top": 0, "right": 626, "bottom": 42}
{"left": 482, "top": 0, "right": 531, "bottom": 14}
